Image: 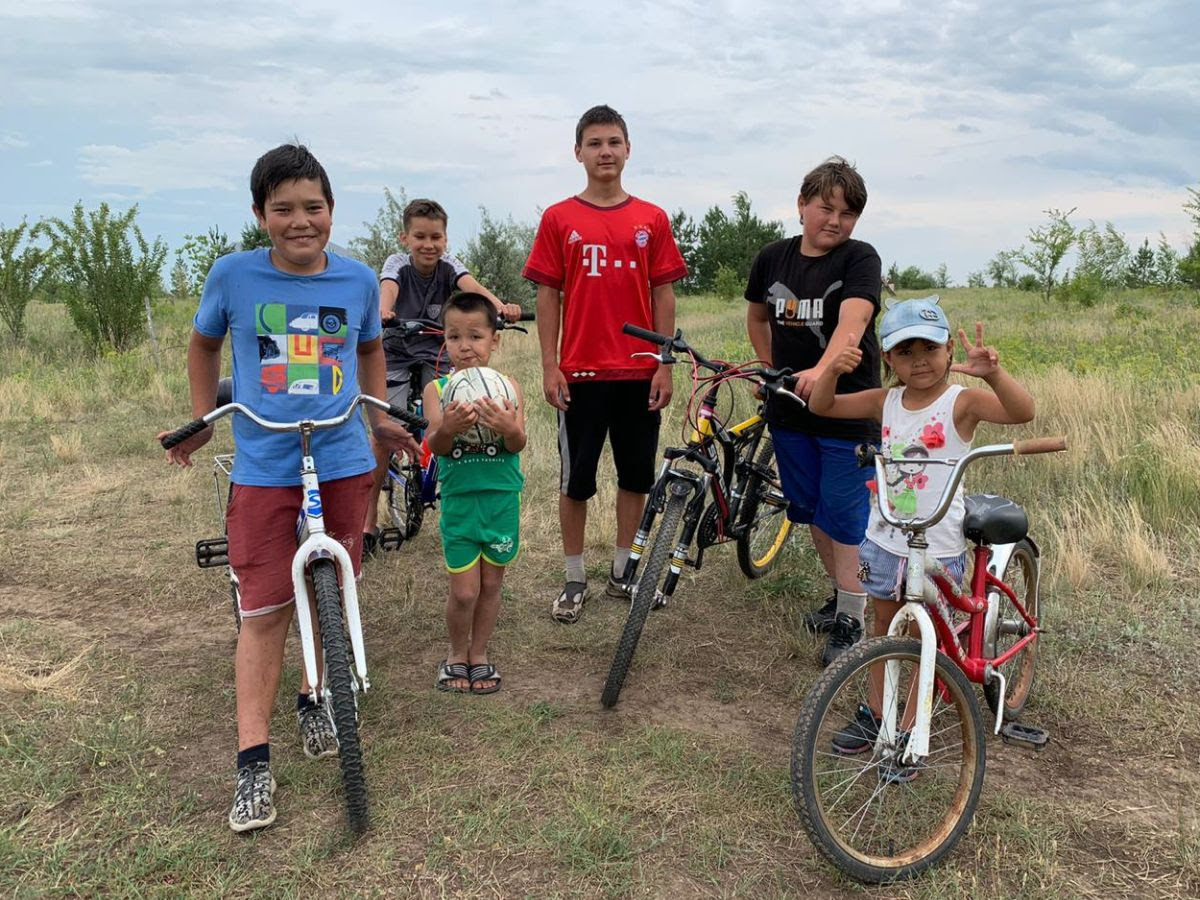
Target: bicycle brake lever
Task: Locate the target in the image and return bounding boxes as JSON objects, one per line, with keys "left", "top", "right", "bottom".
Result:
{"left": 631, "top": 351, "right": 673, "bottom": 364}
{"left": 773, "top": 387, "right": 806, "bottom": 407}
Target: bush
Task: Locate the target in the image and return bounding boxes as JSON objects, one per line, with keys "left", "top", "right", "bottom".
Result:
{"left": 713, "top": 264, "right": 743, "bottom": 301}
{"left": 459, "top": 207, "right": 536, "bottom": 308}
{"left": 46, "top": 202, "right": 168, "bottom": 352}
{"left": 0, "top": 219, "right": 49, "bottom": 339}
{"left": 1055, "top": 273, "right": 1103, "bottom": 307}
{"left": 672, "top": 192, "right": 782, "bottom": 294}
{"left": 349, "top": 187, "right": 407, "bottom": 275}
{"left": 177, "top": 226, "right": 234, "bottom": 295}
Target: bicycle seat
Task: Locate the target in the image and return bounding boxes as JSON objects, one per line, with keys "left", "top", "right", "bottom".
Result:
{"left": 962, "top": 493, "right": 1028, "bottom": 545}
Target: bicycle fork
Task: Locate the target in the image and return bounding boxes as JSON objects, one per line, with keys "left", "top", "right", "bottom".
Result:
{"left": 292, "top": 454, "right": 370, "bottom": 702}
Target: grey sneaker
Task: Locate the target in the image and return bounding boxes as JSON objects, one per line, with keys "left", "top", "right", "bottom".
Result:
{"left": 604, "top": 574, "right": 632, "bottom": 601}
{"left": 551, "top": 581, "right": 589, "bottom": 624}
{"left": 298, "top": 703, "right": 339, "bottom": 759}
{"left": 821, "top": 612, "right": 863, "bottom": 667}
{"left": 229, "top": 761, "right": 277, "bottom": 832}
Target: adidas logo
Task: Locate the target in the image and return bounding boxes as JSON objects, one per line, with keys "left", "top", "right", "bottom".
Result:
{"left": 568, "top": 230, "right": 583, "bottom": 244}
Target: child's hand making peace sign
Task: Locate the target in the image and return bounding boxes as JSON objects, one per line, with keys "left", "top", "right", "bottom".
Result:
{"left": 950, "top": 322, "right": 1001, "bottom": 380}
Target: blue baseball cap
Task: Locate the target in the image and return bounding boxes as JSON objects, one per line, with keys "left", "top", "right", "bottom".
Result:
{"left": 879, "top": 296, "right": 950, "bottom": 351}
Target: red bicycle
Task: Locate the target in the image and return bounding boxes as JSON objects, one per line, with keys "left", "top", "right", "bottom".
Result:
{"left": 790, "top": 435, "right": 1066, "bottom": 882}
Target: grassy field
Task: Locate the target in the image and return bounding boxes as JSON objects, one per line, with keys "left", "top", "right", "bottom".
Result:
{"left": 1, "top": 288, "right": 1198, "bottom": 898}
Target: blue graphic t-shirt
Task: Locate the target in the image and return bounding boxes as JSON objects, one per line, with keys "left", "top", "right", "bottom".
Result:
{"left": 193, "top": 248, "right": 381, "bottom": 486}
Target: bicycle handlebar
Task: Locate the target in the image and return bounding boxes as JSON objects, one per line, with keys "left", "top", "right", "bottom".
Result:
{"left": 622, "top": 322, "right": 805, "bottom": 406}
{"left": 387, "top": 311, "right": 535, "bottom": 336}
{"left": 160, "top": 394, "right": 429, "bottom": 450}
{"left": 867, "top": 436, "right": 1068, "bottom": 533}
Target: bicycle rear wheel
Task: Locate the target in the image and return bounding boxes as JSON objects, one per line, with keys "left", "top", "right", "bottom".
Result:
{"left": 983, "top": 539, "right": 1039, "bottom": 718}
{"left": 735, "top": 438, "right": 793, "bottom": 579}
{"left": 385, "top": 456, "right": 424, "bottom": 539}
{"left": 791, "top": 636, "right": 985, "bottom": 882}
{"left": 311, "top": 559, "right": 369, "bottom": 833}
{"left": 601, "top": 481, "right": 689, "bottom": 708}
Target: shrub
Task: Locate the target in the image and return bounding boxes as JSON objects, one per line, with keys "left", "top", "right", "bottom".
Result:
{"left": 46, "top": 202, "right": 168, "bottom": 352}
{"left": 459, "top": 207, "right": 536, "bottom": 308}
{"left": 713, "top": 264, "right": 743, "bottom": 301}
{"left": 349, "top": 186, "right": 407, "bottom": 275}
{"left": 178, "top": 226, "right": 234, "bottom": 295}
{"left": 0, "top": 219, "right": 50, "bottom": 340}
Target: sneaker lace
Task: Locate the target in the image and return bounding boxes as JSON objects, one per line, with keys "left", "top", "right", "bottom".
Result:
{"left": 235, "top": 764, "right": 271, "bottom": 816}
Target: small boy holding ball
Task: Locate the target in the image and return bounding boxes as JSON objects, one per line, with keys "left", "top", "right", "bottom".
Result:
{"left": 422, "top": 292, "right": 526, "bottom": 694}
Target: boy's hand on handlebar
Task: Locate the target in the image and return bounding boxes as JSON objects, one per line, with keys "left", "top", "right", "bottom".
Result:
{"left": 542, "top": 368, "right": 570, "bottom": 411}
{"left": 648, "top": 365, "right": 673, "bottom": 411}
{"left": 950, "top": 322, "right": 1001, "bottom": 379}
{"left": 372, "top": 419, "right": 420, "bottom": 457}
{"left": 157, "top": 424, "right": 214, "bottom": 467}
{"left": 499, "top": 303, "right": 523, "bottom": 322}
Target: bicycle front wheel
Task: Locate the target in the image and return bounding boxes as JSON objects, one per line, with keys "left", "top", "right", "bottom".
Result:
{"left": 735, "top": 438, "right": 793, "bottom": 579}
{"left": 791, "top": 637, "right": 986, "bottom": 883}
{"left": 601, "top": 481, "right": 689, "bottom": 708}
{"left": 385, "top": 456, "right": 424, "bottom": 539}
{"left": 983, "top": 539, "right": 1039, "bottom": 718}
{"left": 311, "top": 559, "right": 369, "bottom": 834}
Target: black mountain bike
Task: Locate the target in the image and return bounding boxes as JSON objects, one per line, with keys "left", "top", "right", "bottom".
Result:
{"left": 601, "top": 324, "right": 804, "bottom": 708}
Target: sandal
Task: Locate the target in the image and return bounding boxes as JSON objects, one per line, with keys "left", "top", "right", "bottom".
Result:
{"left": 551, "top": 581, "right": 588, "bottom": 624}
{"left": 469, "top": 663, "right": 501, "bottom": 695}
{"left": 436, "top": 660, "right": 470, "bottom": 693}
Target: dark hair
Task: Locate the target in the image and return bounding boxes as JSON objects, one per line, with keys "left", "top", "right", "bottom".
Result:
{"left": 250, "top": 143, "right": 333, "bottom": 212}
{"left": 799, "top": 156, "right": 868, "bottom": 215}
{"left": 403, "top": 198, "right": 448, "bottom": 231}
{"left": 575, "top": 104, "right": 629, "bottom": 146}
{"left": 443, "top": 292, "right": 496, "bottom": 329}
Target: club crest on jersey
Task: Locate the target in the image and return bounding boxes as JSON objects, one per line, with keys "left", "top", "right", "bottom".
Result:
{"left": 634, "top": 227, "right": 650, "bottom": 248}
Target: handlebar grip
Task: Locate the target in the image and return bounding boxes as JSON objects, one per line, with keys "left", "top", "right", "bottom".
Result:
{"left": 1013, "top": 436, "right": 1068, "bottom": 455}
{"left": 518, "top": 310, "right": 536, "bottom": 321}
{"left": 622, "top": 323, "right": 669, "bottom": 344}
{"left": 387, "top": 404, "right": 429, "bottom": 430}
{"left": 160, "top": 417, "right": 209, "bottom": 450}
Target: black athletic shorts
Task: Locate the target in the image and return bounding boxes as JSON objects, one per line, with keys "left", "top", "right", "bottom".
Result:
{"left": 558, "top": 379, "right": 660, "bottom": 500}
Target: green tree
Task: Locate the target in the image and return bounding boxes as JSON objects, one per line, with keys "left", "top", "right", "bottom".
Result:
{"left": 669, "top": 209, "right": 701, "bottom": 293}
{"left": 179, "top": 225, "right": 234, "bottom": 294}
{"left": 240, "top": 221, "right": 272, "bottom": 250}
{"left": 1179, "top": 187, "right": 1200, "bottom": 288}
{"left": 348, "top": 186, "right": 407, "bottom": 275}
{"left": 966, "top": 270, "right": 987, "bottom": 288}
{"left": 895, "top": 265, "right": 938, "bottom": 290}
{"left": 1017, "top": 208, "right": 1076, "bottom": 301}
{"left": 1154, "top": 234, "right": 1180, "bottom": 286}
{"left": 1126, "top": 238, "right": 1155, "bottom": 288}
{"left": 935, "top": 263, "right": 950, "bottom": 289}
{"left": 459, "top": 207, "right": 537, "bottom": 307}
{"left": 169, "top": 257, "right": 190, "bottom": 299}
{"left": 688, "top": 192, "right": 784, "bottom": 295}
{"left": 1074, "top": 221, "right": 1130, "bottom": 288}
{"left": 0, "top": 219, "right": 50, "bottom": 339}
{"left": 46, "top": 202, "right": 168, "bottom": 351}
{"left": 986, "top": 249, "right": 1020, "bottom": 288}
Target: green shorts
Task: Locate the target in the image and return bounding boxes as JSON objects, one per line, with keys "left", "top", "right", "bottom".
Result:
{"left": 438, "top": 490, "right": 521, "bottom": 573}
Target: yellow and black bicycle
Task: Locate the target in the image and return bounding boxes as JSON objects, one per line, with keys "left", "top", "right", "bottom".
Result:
{"left": 601, "top": 324, "right": 804, "bottom": 707}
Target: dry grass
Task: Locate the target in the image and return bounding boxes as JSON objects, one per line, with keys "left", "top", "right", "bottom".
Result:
{"left": 0, "top": 290, "right": 1197, "bottom": 896}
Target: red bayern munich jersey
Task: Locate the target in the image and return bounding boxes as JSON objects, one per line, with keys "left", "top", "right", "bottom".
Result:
{"left": 523, "top": 196, "right": 688, "bottom": 382}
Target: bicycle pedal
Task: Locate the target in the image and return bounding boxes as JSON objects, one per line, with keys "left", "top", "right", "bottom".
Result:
{"left": 376, "top": 527, "right": 404, "bottom": 551}
{"left": 1000, "top": 721, "right": 1049, "bottom": 751}
{"left": 195, "top": 537, "right": 229, "bottom": 568}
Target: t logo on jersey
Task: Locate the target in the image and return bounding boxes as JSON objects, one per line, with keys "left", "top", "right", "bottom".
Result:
{"left": 582, "top": 243, "right": 607, "bottom": 277}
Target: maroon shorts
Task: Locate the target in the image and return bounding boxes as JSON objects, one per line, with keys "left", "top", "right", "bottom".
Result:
{"left": 227, "top": 472, "right": 373, "bottom": 617}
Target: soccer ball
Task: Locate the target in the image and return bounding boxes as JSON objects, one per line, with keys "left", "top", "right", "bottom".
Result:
{"left": 442, "top": 366, "right": 518, "bottom": 447}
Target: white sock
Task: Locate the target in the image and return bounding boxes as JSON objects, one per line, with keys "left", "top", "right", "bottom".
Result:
{"left": 612, "top": 547, "right": 631, "bottom": 580}
{"left": 836, "top": 588, "right": 867, "bottom": 624}
{"left": 565, "top": 555, "right": 586, "bottom": 584}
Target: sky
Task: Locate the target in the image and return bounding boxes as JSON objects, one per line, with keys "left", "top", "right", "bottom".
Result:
{"left": 2, "top": 0, "right": 1198, "bottom": 284}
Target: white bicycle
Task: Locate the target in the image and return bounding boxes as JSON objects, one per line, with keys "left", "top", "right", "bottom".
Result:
{"left": 161, "top": 393, "right": 426, "bottom": 834}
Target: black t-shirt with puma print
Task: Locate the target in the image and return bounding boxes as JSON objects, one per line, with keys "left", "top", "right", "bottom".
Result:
{"left": 745, "top": 236, "right": 882, "bottom": 440}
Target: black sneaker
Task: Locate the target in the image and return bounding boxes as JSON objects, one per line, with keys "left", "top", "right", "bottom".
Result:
{"left": 831, "top": 703, "right": 881, "bottom": 755}
{"left": 803, "top": 594, "right": 838, "bottom": 633}
{"left": 821, "top": 612, "right": 863, "bottom": 667}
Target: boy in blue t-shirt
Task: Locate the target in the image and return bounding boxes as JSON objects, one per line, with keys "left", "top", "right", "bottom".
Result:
{"left": 160, "top": 143, "right": 418, "bottom": 833}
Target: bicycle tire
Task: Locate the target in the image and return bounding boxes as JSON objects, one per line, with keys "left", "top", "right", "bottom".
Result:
{"left": 791, "top": 636, "right": 986, "bottom": 883}
{"left": 735, "top": 438, "right": 793, "bottom": 579}
{"left": 385, "top": 457, "right": 424, "bottom": 539}
{"left": 601, "top": 481, "right": 689, "bottom": 708}
{"left": 311, "top": 559, "right": 369, "bottom": 834}
{"left": 983, "top": 539, "right": 1039, "bottom": 718}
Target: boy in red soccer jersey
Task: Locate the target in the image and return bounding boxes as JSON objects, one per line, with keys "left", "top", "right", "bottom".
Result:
{"left": 523, "top": 104, "right": 688, "bottom": 624}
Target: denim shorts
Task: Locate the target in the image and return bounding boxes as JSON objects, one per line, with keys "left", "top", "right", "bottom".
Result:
{"left": 858, "top": 538, "right": 967, "bottom": 602}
